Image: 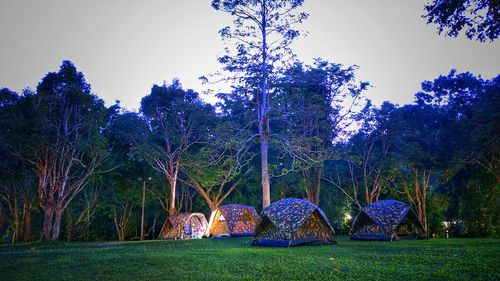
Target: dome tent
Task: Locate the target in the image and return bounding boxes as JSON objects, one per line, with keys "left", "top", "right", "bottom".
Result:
{"left": 158, "top": 213, "right": 209, "bottom": 240}
{"left": 252, "top": 198, "right": 336, "bottom": 247}
{"left": 208, "top": 204, "right": 260, "bottom": 237}
{"left": 350, "top": 200, "right": 426, "bottom": 241}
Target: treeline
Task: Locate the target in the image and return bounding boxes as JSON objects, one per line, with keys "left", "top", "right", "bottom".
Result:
{"left": 0, "top": 61, "right": 498, "bottom": 243}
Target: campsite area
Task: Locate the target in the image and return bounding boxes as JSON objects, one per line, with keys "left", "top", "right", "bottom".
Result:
{"left": 1, "top": 237, "right": 499, "bottom": 281}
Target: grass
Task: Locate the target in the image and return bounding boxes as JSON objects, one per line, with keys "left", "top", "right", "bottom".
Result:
{"left": 0, "top": 237, "right": 499, "bottom": 281}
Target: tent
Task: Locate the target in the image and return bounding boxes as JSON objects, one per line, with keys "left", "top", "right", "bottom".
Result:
{"left": 158, "top": 212, "right": 209, "bottom": 240}
{"left": 350, "top": 200, "right": 426, "bottom": 241}
{"left": 208, "top": 204, "right": 260, "bottom": 237}
{"left": 252, "top": 198, "right": 336, "bottom": 247}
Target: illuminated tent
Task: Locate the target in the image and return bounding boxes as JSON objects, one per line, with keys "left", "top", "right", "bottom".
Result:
{"left": 350, "top": 200, "right": 426, "bottom": 241}
{"left": 208, "top": 204, "right": 260, "bottom": 237}
{"left": 158, "top": 213, "right": 209, "bottom": 240}
{"left": 252, "top": 198, "right": 336, "bottom": 247}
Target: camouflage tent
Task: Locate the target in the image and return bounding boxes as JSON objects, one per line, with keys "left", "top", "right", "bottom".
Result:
{"left": 350, "top": 200, "right": 426, "bottom": 241}
{"left": 208, "top": 204, "right": 260, "bottom": 237}
{"left": 158, "top": 213, "right": 209, "bottom": 240}
{"left": 252, "top": 198, "right": 336, "bottom": 247}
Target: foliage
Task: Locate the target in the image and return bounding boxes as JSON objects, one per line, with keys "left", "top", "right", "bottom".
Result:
{"left": 137, "top": 80, "right": 216, "bottom": 215}
{"left": 0, "top": 61, "right": 112, "bottom": 241}
{"left": 423, "top": 0, "right": 499, "bottom": 42}
{"left": 182, "top": 119, "right": 255, "bottom": 211}
{"left": 273, "top": 60, "right": 368, "bottom": 204}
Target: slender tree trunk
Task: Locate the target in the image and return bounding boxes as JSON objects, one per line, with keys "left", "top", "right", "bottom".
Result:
{"left": 10, "top": 198, "right": 23, "bottom": 243}
{"left": 168, "top": 165, "right": 179, "bottom": 216}
{"left": 261, "top": 136, "right": 270, "bottom": 208}
{"left": 23, "top": 200, "right": 32, "bottom": 241}
{"left": 314, "top": 168, "right": 322, "bottom": 205}
{"left": 141, "top": 181, "right": 145, "bottom": 240}
{"left": 403, "top": 167, "right": 430, "bottom": 237}
{"left": 259, "top": 1, "right": 271, "bottom": 209}
{"left": 113, "top": 203, "right": 131, "bottom": 241}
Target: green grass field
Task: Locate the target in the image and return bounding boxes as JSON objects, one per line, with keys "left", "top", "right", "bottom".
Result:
{"left": 0, "top": 237, "right": 499, "bottom": 281}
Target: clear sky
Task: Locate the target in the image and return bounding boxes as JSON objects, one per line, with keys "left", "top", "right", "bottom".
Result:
{"left": 1, "top": 0, "right": 499, "bottom": 111}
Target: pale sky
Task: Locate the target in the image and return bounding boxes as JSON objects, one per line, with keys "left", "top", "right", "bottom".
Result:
{"left": 1, "top": 0, "right": 499, "bottom": 111}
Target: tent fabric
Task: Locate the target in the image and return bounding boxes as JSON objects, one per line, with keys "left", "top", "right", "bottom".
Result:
{"left": 208, "top": 204, "right": 260, "bottom": 237}
{"left": 158, "top": 212, "right": 209, "bottom": 240}
{"left": 252, "top": 198, "right": 336, "bottom": 247}
{"left": 350, "top": 200, "right": 426, "bottom": 241}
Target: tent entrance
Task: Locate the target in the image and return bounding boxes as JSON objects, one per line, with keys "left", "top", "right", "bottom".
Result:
{"left": 210, "top": 212, "right": 230, "bottom": 237}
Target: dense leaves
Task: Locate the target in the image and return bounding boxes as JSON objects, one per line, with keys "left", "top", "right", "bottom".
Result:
{"left": 423, "top": 0, "right": 500, "bottom": 42}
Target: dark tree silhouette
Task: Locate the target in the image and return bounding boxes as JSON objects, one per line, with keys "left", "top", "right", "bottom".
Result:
{"left": 423, "top": 0, "right": 499, "bottom": 42}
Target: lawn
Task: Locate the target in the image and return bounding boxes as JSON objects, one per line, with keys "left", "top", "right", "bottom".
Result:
{"left": 0, "top": 237, "right": 498, "bottom": 281}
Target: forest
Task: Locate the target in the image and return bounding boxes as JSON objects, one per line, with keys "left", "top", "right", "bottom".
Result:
{"left": 0, "top": 0, "right": 498, "bottom": 244}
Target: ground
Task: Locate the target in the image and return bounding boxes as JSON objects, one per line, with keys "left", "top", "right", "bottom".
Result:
{"left": 0, "top": 237, "right": 498, "bottom": 281}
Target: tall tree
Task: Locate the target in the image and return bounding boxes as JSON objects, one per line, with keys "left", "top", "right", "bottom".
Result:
{"left": 139, "top": 80, "right": 215, "bottom": 215}
{"left": 423, "top": 0, "right": 499, "bottom": 42}
{"left": 0, "top": 61, "right": 111, "bottom": 241}
{"left": 211, "top": 0, "right": 308, "bottom": 208}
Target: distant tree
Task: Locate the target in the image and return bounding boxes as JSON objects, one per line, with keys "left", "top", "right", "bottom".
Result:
{"left": 0, "top": 88, "right": 19, "bottom": 107}
{"left": 416, "top": 70, "right": 500, "bottom": 236}
{"left": 0, "top": 90, "right": 37, "bottom": 242}
{"left": 423, "top": 0, "right": 499, "bottom": 42}
{"left": 64, "top": 184, "right": 101, "bottom": 241}
{"left": 391, "top": 104, "right": 448, "bottom": 235}
{"left": 181, "top": 120, "right": 254, "bottom": 211}
{"left": 211, "top": 0, "right": 308, "bottom": 208}
{"left": 274, "top": 60, "right": 368, "bottom": 205}
{"left": 416, "top": 70, "right": 500, "bottom": 182}
{"left": 138, "top": 80, "right": 215, "bottom": 216}
{"left": 102, "top": 111, "right": 152, "bottom": 241}
{"left": 0, "top": 62, "right": 112, "bottom": 241}
{"left": 0, "top": 155, "right": 36, "bottom": 243}
{"left": 340, "top": 102, "right": 400, "bottom": 208}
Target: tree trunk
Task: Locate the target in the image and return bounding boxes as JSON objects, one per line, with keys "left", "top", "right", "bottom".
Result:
{"left": 51, "top": 209, "right": 63, "bottom": 241}
{"left": 113, "top": 203, "right": 131, "bottom": 241}
{"left": 259, "top": 2, "right": 270, "bottom": 209}
{"left": 168, "top": 167, "right": 178, "bottom": 216}
{"left": 208, "top": 201, "right": 219, "bottom": 212}
{"left": 41, "top": 207, "right": 53, "bottom": 241}
{"left": 23, "top": 200, "right": 32, "bottom": 242}
{"left": 141, "top": 181, "right": 146, "bottom": 241}
{"left": 11, "top": 199, "right": 23, "bottom": 243}
{"left": 304, "top": 167, "right": 322, "bottom": 205}
{"left": 261, "top": 136, "right": 271, "bottom": 208}
{"left": 168, "top": 181, "right": 176, "bottom": 216}
{"left": 402, "top": 167, "right": 430, "bottom": 237}
{"left": 313, "top": 167, "right": 322, "bottom": 205}
{"left": 114, "top": 213, "right": 125, "bottom": 241}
